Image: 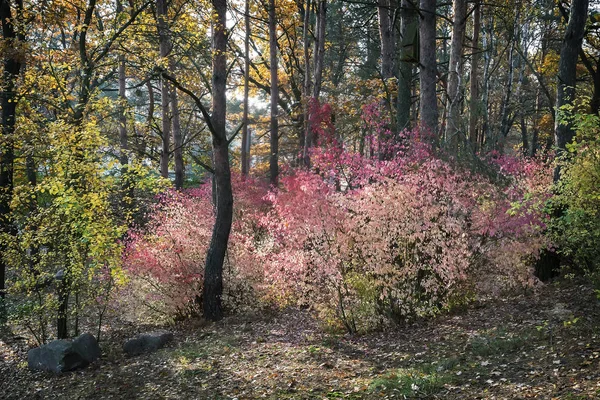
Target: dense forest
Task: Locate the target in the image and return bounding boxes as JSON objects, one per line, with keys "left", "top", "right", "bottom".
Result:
{"left": 1, "top": 0, "right": 600, "bottom": 398}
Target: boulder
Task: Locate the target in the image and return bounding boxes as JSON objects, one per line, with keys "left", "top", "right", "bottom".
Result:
{"left": 28, "top": 333, "right": 101, "bottom": 373}
{"left": 72, "top": 333, "right": 102, "bottom": 363}
{"left": 123, "top": 330, "right": 174, "bottom": 356}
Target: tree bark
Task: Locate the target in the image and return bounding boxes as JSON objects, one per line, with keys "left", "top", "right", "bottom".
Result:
{"left": 170, "top": 61, "right": 184, "bottom": 189}
{"left": 378, "top": 0, "right": 395, "bottom": 81}
{"left": 0, "top": 0, "right": 23, "bottom": 320}
{"left": 419, "top": 0, "right": 438, "bottom": 137}
{"left": 468, "top": 0, "right": 481, "bottom": 150}
{"left": 396, "top": 0, "right": 415, "bottom": 132}
{"left": 302, "top": 0, "right": 312, "bottom": 165}
{"left": 241, "top": 0, "right": 251, "bottom": 177}
{"left": 554, "top": 0, "right": 589, "bottom": 157}
{"left": 269, "top": 0, "right": 279, "bottom": 186}
{"left": 203, "top": 0, "right": 233, "bottom": 322}
{"left": 312, "top": 0, "right": 326, "bottom": 100}
{"left": 444, "top": 0, "right": 467, "bottom": 153}
{"left": 157, "top": 0, "right": 171, "bottom": 179}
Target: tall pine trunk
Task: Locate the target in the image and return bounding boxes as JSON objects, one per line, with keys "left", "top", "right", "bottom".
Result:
{"left": 397, "top": 0, "right": 415, "bottom": 132}
{"left": 269, "top": 0, "right": 279, "bottom": 186}
{"left": 241, "top": 0, "right": 251, "bottom": 177}
{"left": 444, "top": 0, "right": 467, "bottom": 153}
{"left": 468, "top": 0, "right": 481, "bottom": 149}
{"left": 170, "top": 60, "right": 184, "bottom": 189}
{"left": 157, "top": 0, "right": 171, "bottom": 179}
{"left": 419, "top": 0, "right": 438, "bottom": 137}
{"left": 302, "top": 0, "right": 312, "bottom": 165}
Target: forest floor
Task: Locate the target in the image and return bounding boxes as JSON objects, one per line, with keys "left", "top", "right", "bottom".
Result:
{"left": 2, "top": 279, "right": 600, "bottom": 399}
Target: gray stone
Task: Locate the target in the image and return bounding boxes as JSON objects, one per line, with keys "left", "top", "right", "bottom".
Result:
{"left": 72, "top": 333, "right": 101, "bottom": 363}
{"left": 123, "top": 330, "right": 174, "bottom": 356}
{"left": 27, "top": 333, "right": 101, "bottom": 373}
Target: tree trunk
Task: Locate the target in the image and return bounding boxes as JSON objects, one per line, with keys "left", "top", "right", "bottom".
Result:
{"left": 203, "top": 0, "right": 233, "bottom": 322}
{"left": 520, "top": 115, "right": 529, "bottom": 156}
{"left": 498, "top": 23, "right": 517, "bottom": 150}
{"left": 118, "top": 56, "right": 128, "bottom": 167}
{"left": 269, "top": 0, "right": 279, "bottom": 186}
{"left": 377, "top": 0, "right": 396, "bottom": 151}
{"left": 419, "top": 0, "right": 438, "bottom": 137}
{"left": 157, "top": 0, "right": 171, "bottom": 179}
{"left": 302, "top": 0, "right": 312, "bottom": 165}
{"left": 0, "top": 0, "right": 23, "bottom": 320}
{"left": 378, "top": 0, "right": 395, "bottom": 81}
{"left": 554, "top": 0, "right": 589, "bottom": 160}
{"left": 396, "top": 0, "right": 415, "bottom": 132}
{"left": 481, "top": 10, "right": 493, "bottom": 150}
{"left": 444, "top": 0, "right": 467, "bottom": 154}
{"left": 241, "top": 0, "right": 251, "bottom": 177}
{"left": 312, "top": 0, "right": 326, "bottom": 100}
{"left": 170, "top": 61, "right": 184, "bottom": 189}
{"left": 468, "top": 0, "right": 481, "bottom": 150}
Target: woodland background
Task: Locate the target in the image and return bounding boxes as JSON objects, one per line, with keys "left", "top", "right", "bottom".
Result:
{"left": 1, "top": 1, "right": 600, "bottom": 396}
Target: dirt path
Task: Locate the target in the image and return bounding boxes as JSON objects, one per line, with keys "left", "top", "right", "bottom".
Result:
{"left": 2, "top": 280, "right": 600, "bottom": 399}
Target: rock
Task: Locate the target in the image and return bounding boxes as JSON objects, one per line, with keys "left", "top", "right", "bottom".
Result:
{"left": 27, "top": 333, "right": 101, "bottom": 373}
{"left": 123, "top": 331, "right": 174, "bottom": 356}
{"left": 72, "top": 333, "right": 102, "bottom": 363}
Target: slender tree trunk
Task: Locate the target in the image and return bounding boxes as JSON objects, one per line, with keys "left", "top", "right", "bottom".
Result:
{"left": 269, "top": 0, "right": 279, "bottom": 186}
{"left": 241, "top": 0, "right": 251, "bottom": 177}
{"left": 498, "top": 23, "right": 517, "bottom": 151}
{"left": 554, "top": 0, "right": 589, "bottom": 159}
{"left": 481, "top": 10, "right": 493, "bottom": 150}
{"left": 0, "top": 0, "right": 23, "bottom": 320}
{"left": 312, "top": 0, "right": 326, "bottom": 100}
{"left": 203, "top": 0, "right": 233, "bottom": 322}
{"left": 157, "top": 0, "right": 171, "bottom": 179}
{"left": 302, "top": 0, "right": 312, "bottom": 164}
{"left": 419, "top": 0, "right": 438, "bottom": 137}
{"left": 170, "top": 60, "right": 184, "bottom": 189}
{"left": 377, "top": 0, "right": 396, "bottom": 153}
{"left": 520, "top": 115, "right": 529, "bottom": 156}
{"left": 117, "top": 0, "right": 128, "bottom": 169}
{"left": 468, "top": 0, "right": 481, "bottom": 150}
{"left": 378, "top": 0, "right": 395, "bottom": 81}
{"left": 118, "top": 57, "right": 128, "bottom": 166}
{"left": 590, "top": 62, "right": 600, "bottom": 115}
{"left": 397, "top": 0, "right": 415, "bottom": 132}
{"left": 444, "top": 0, "right": 467, "bottom": 153}
{"left": 142, "top": 80, "right": 154, "bottom": 157}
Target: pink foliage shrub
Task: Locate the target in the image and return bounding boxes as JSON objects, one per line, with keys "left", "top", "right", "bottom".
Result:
{"left": 123, "top": 101, "right": 553, "bottom": 330}
{"left": 122, "top": 176, "right": 268, "bottom": 320}
{"left": 258, "top": 102, "right": 552, "bottom": 331}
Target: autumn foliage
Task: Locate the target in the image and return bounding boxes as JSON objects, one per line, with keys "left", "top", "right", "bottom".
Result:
{"left": 121, "top": 102, "right": 553, "bottom": 331}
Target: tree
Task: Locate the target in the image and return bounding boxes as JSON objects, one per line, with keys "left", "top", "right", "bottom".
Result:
{"left": 202, "top": 0, "right": 233, "bottom": 321}
{"left": 419, "top": 0, "right": 439, "bottom": 136}
{"left": 0, "top": 0, "right": 24, "bottom": 321}
{"left": 157, "top": 0, "right": 171, "bottom": 179}
{"left": 241, "top": 0, "right": 251, "bottom": 177}
{"left": 468, "top": 0, "right": 481, "bottom": 149}
{"left": 269, "top": 0, "right": 279, "bottom": 186}
{"left": 554, "top": 0, "right": 590, "bottom": 162}
{"left": 444, "top": 0, "right": 467, "bottom": 153}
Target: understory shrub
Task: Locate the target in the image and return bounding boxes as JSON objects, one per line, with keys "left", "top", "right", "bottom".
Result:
{"left": 122, "top": 103, "right": 552, "bottom": 331}
{"left": 550, "top": 107, "right": 600, "bottom": 284}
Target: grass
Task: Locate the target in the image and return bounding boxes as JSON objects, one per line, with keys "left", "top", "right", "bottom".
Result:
{"left": 468, "top": 329, "right": 530, "bottom": 357}
{"left": 369, "top": 365, "right": 456, "bottom": 397}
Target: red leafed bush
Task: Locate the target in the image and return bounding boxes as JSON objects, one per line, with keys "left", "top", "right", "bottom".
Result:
{"left": 256, "top": 102, "right": 552, "bottom": 332}
{"left": 122, "top": 177, "right": 268, "bottom": 321}
{"left": 122, "top": 101, "right": 552, "bottom": 330}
